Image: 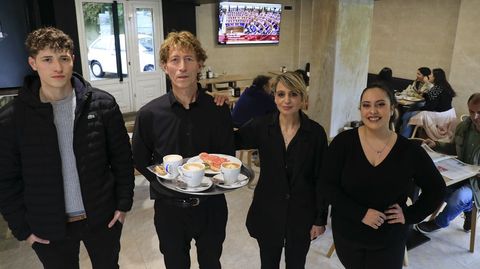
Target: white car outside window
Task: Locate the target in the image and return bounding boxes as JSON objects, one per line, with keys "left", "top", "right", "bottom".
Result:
{"left": 88, "top": 34, "right": 155, "bottom": 77}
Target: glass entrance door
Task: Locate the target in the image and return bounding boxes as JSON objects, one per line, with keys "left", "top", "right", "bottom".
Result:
{"left": 75, "top": 0, "right": 165, "bottom": 112}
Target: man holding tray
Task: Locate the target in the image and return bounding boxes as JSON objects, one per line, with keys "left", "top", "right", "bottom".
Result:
{"left": 132, "top": 31, "right": 235, "bottom": 269}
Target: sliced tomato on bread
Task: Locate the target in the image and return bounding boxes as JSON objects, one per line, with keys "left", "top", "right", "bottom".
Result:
{"left": 199, "top": 152, "right": 229, "bottom": 171}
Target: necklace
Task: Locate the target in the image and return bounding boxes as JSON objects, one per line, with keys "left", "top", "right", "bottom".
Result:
{"left": 364, "top": 128, "right": 392, "bottom": 155}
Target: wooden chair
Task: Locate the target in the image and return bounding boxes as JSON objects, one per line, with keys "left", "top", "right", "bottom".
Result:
{"left": 469, "top": 203, "right": 477, "bottom": 253}
{"left": 5, "top": 228, "right": 13, "bottom": 239}
{"left": 408, "top": 108, "right": 458, "bottom": 141}
{"left": 239, "top": 149, "right": 254, "bottom": 168}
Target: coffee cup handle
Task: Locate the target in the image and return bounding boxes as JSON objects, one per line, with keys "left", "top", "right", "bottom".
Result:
{"left": 165, "top": 164, "right": 173, "bottom": 174}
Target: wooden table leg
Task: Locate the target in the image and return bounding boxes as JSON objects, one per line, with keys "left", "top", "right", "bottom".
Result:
{"left": 403, "top": 246, "right": 409, "bottom": 266}
{"left": 470, "top": 204, "right": 477, "bottom": 253}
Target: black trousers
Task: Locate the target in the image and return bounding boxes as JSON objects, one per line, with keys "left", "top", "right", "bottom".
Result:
{"left": 257, "top": 225, "right": 311, "bottom": 269}
{"left": 334, "top": 233, "right": 406, "bottom": 269}
{"left": 31, "top": 219, "right": 123, "bottom": 269}
{"left": 154, "top": 195, "right": 228, "bottom": 269}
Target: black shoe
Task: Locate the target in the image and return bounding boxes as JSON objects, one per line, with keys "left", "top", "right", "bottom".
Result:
{"left": 463, "top": 211, "right": 472, "bottom": 232}
{"left": 415, "top": 220, "right": 441, "bottom": 233}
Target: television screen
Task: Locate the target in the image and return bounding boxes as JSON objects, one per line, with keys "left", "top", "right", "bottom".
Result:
{"left": 218, "top": 2, "right": 282, "bottom": 45}
{"left": 0, "top": 1, "right": 32, "bottom": 90}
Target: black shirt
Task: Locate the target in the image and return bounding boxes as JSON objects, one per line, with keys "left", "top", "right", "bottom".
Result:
{"left": 234, "top": 111, "right": 329, "bottom": 243}
{"left": 132, "top": 85, "right": 235, "bottom": 198}
{"left": 420, "top": 84, "right": 453, "bottom": 112}
{"left": 321, "top": 129, "right": 445, "bottom": 248}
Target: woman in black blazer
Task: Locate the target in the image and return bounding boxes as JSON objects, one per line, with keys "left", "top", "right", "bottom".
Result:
{"left": 235, "top": 71, "right": 328, "bottom": 269}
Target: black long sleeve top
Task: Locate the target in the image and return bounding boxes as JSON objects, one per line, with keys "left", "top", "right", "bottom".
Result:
{"left": 321, "top": 128, "right": 446, "bottom": 248}
{"left": 132, "top": 85, "right": 235, "bottom": 199}
{"left": 420, "top": 85, "right": 453, "bottom": 112}
{"left": 235, "top": 111, "right": 328, "bottom": 243}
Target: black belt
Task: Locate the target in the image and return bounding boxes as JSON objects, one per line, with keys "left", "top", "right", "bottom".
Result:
{"left": 160, "top": 197, "right": 208, "bottom": 208}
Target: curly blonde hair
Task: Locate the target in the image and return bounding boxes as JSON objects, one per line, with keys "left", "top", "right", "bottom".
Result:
{"left": 160, "top": 31, "right": 207, "bottom": 66}
{"left": 25, "top": 27, "right": 74, "bottom": 57}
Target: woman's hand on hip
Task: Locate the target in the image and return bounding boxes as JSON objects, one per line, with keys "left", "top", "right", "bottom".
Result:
{"left": 385, "top": 203, "right": 405, "bottom": 224}
{"left": 362, "top": 209, "right": 387, "bottom": 229}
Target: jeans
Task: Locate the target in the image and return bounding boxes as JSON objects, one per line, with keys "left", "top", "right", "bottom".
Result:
{"left": 435, "top": 184, "right": 473, "bottom": 228}
{"left": 400, "top": 111, "right": 419, "bottom": 138}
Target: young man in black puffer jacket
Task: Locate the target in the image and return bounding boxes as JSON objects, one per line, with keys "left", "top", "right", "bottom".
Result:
{"left": 0, "top": 27, "right": 134, "bottom": 268}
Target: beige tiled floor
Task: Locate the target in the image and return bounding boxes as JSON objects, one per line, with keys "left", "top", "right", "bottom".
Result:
{"left": 1, "top": 165, "right": 479, "bottom": 269}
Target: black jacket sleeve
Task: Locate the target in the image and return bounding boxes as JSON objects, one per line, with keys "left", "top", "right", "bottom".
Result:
{"left": 103, "top": 100, "right": 135, "bottom": 212}
{"left": 314, "top": 125, "right": 329, "bottom": 226}
{"left": 132, "top": 109, "right": 157, "bottom": 182}
{"left": 0, "top": 105, "right": 31, "bottom": 240}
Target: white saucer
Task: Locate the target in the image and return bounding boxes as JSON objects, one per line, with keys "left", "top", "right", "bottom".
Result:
{"left": 147, "top": 164, "right": 179, "bottom": 180}
{"left": 213, "top": 174, "right": 248, "bottom": 189}
{"left": 175, "top": 176, "right": 213, "bottom": 192}
{"left": 158, "top": 172, "right": 178, "bottom": 180}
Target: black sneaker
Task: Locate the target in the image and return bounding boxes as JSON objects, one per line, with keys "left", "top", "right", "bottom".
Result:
{"left": 463, "top": 211, "right": 472, "bottom": 232}
{"left": 415, "top": 220, "right": 441, "bottom": 233}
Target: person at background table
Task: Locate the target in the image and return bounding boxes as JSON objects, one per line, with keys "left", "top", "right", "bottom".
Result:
{"left": 0, "top": 27, "right": 134, "bottom": 268}
{"left": 404, "top": 67, "right": 432, "bottom": 94}
{"left": 132, "top": 31, "right": 234, "bottom": 269}
{"left": 376, "top": 67, "right": 395, "bottom": 94}
{"left": 400, "top": 68, "right": 456, "bottom": 137}
{"left": 321, "top": 83, "right": 446, "bottom": 269}
{"left": 235, "top": 71, "right": 328, "bottom": 268}
{"left": 231, "top": 75, "right": 276, "bottom": 128}
{"left": 416, "top": 93, "right": 480, "bottom": 234}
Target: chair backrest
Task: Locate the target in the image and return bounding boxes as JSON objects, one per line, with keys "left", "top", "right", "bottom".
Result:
{"left": 408, "top": 108, "right": 458, "bottom": 141}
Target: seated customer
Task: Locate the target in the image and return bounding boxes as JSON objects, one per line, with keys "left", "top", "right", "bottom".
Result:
{"left": 405, "top": 67, "right": 432, "bottom": 94}
{"left": 377, "top": 67, "right": 395, "bottom": 94}
{"left": 416, "top": 93, "right": 480, "bottom": 233}
{"left": 232, "top": 75, "right": 276, "bottom": 128}
{"left": 400, "top": 68, "right": 456, "bottom": 137}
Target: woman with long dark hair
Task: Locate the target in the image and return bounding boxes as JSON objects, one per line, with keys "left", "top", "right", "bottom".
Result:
{"left": 422, "top": 68, "right": 456, "bottom": 111}
{"left": 321, "top": 83, "right": 445, "bottom": 269}
{"left": 400, "top": 68, "right": 456, "bottom": 137}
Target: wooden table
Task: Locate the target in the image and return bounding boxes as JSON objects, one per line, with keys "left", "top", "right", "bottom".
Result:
{"left": 208, "top": 89, "right": 242, "bottom": 110}
{"left": 200, "top": 74, "right": 255, "bottom": 91}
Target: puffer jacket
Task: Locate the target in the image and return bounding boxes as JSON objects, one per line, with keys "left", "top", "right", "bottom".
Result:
{"left": 0, "top": 73, "right": 134, "bottom": 241}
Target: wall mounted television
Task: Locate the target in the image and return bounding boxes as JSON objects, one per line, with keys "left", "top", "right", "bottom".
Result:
{"left": 0, "top": 0, "right": 32, "bottom": 91}
{"left": 218, "top": 2, "right": 282, "bottom": 45}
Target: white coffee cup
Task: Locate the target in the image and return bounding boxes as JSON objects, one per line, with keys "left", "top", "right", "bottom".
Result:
{"left": 178, "top": 162, "right": 205, "bottom": 187}
{"left": 221, "top": 162, "right": 241, "bottom": 185}
{"left": 163, "top": 154, "right": 183, "bottom": 178}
